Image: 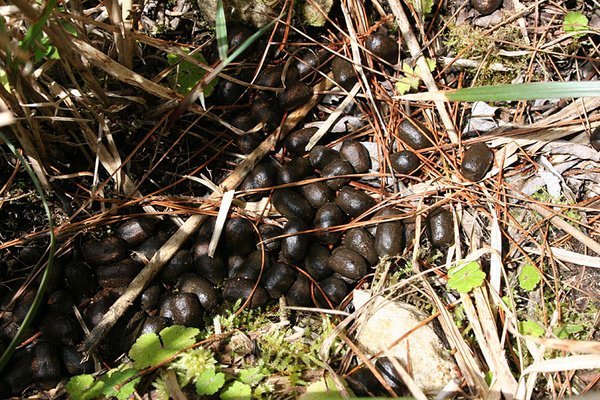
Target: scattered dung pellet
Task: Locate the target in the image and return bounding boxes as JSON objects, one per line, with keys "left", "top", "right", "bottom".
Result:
{"left": 314, "top": 203, "right": 345, "bottom": 245}
{"left": 81, "top": 236, "right": 126, "bottom": 266}
{"left": 471, "top": 0, "right": 503, "bottom": 15}
{"left": 116, "top": 218, "right": 156, "bottom": 247}
{"left": 292, "top": 49, "right": 323, "bottom": 78}
{"left": 390, "top": 150, "right": 421, "bottom": 176}
{"left": 96, "top": 258, "right": 140, "bottom": 288}
{"left": 193, "top": 235, "right": 227, "bottom": 284}
{"left": 222, "top": 277, "right": 269, "bottom": 308}
{"left": 31, "top": 342, "right": 62, "bottom": 388}
{"left": 461, "top": 142, "right": 494, "bottom": 182}
{"left": 177, "top": 273, "right": 218, "bottom": 311}
{"left": 340, "top": 140, "right": 371, "bottom": 173}
{"left": 327, "top": 247, "right": 368, "bottom": 281}
{"left": 228, "top": 25, "right": 255, "bottom": 58}
{"left": 132, "top": 231, "right": 168, "bottom": 264}
{"left": 309, "top": 145, "right": 340, "bottom": 170}
{"left": 285, "top": 274, "right": 312, "bottom": 307}
{"left": 304, "top": 242, "right": 333, "bottom": 280}
{"left": 375, "top": 357, "right": 407, "bottom": 396}
{"left": 365, "top": 32, "right": 399, "bottom": 64}
{"left": 397, "top": 119, "right": 434, "bottom": 150}
{"left": 139, "top": 315, "right": 172, "bottom": 336}
{"left": 240, "top": 162, "right": 276, "bottom": 196}
{"left": 345, "top": 228, "right": 378, "bottom": 265}
{"left": 160, "top": 249, "right": 194, "bottom": 284}
{"left": 229, "top": 249, "right": 270, "bottom": 281}
{"left": 428, "top": 208, "right": 454, "bottom": 247}
{"left": 347, "top": 366, "right": 383, "bottom": 397}
{"left": 262, "top": 262, "right": 297, "bottom": 298}
{"left": 321, "top": 159, "right": 354, "bottom": 190}
{"left": 299, "top": 179, "right": 334, "bottom": 209}
{"left": 140, "top": 284, "right": 162, "bottom": 311}
{"left": 374, "top": 207, "right": 405, "bottom": 258}
{"left": 285, "top": 127, "right": 318, "bottom": 156}
{"left": 281, "top": 218, "right": 311, "bottom": 261}
{"left": 276, "top": 81, "right": 313, "bottom": 110}
{"left": 224, "top": 218, "right": 256, "bottom": 256}
{"left": 315, "top": 275, "right": 348, "bottom": 308}
{"left": 230, "top": 113, "right": 255, "bottom": 131}
{"left": 236, "top": 132, "right": 264, "bottom": 154}
{"left": 272, "top": 188, "right": 314, "bottom": 222}
{"left": 159, "top": 293, "right": 204, "bottom": 328}
{"left": 591, "top": 126, "right": 600, "bottom": 151}
{"left": 256, "top": 64, "right": 299, "bottom": 89}
{"left": 61, "top": 346, "right": 94, "bottom": 375}
{"left": 335, "top": 186, "right": 376, "bottom": 217}
{"left": 217, "top": 79, "right": 247, "bottom": 105}
{"left": 39, "top": 312, "right": 81, "bottom": 345}
{"left": 63, "top": 260, "right": 98, "bottom": 298}
{"left": 251, "top": 99, "right": 281, "bottom": 132}
{"left": 258, "top": 224, "right": 283, "bottom": 253}
{"left": 332, "top": 57, "right": 357, "bottom": 90}
{"left": 276, "top": 157, "right": 313, "bottom": 184}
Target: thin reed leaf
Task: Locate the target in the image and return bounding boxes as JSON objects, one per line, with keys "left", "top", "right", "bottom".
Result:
{"left": 216, "top": 0, "right": 228, "bottom": 61}
{"left": 0, "top": 132, "right": 56, "bottom": 373}
{"left": 20, "top": 0, "right": 57, "bottom": 54}
{"left": 398, "top": 81, "right": 600, "bottom": 102}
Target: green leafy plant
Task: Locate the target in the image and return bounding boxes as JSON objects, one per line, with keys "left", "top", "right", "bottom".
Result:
{"left": 563, "top": 11, "right": 589, "bottom": 38}
{"left": 65, "top": 367, "right": 140, "bottom": 400}
{"left": 518, "top": 319, "right": 545, "bottom": 337}
{"left": 447, "top": 260, "right": 487, "bottom": 293}
{"left": 518, "top": 264, "right": 542, "bottom": 291}
{"left": 395, "top": 58, "right": 436, "bottom": 95}
{"left": 408, "top": 0, "right": 435, "bottom": 16}
{"left": 167, "top": 50, "right": 218, "bottom": 96}
{"left": 129, "top": 325, "right": 200, "bottom": 369}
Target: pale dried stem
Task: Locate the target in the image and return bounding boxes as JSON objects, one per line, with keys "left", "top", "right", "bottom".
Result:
{"left": 386, "top": 0, "right": 458, "bottom": 144}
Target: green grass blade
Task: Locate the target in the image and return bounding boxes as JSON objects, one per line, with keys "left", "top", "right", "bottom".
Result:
{"left": 0, "top": 132, "right": 56, "bottom": 373}
{"left": 223, "top": 20, "right": 275, "bottom": 67}
{"left": 446, "top": 81, "right": 600, "bottom": 102}
{"left": 215, "top": 0, "right": 228, "bottom": 61}
{"left": 20, "top": 0, "right": 57, "bottom": 52}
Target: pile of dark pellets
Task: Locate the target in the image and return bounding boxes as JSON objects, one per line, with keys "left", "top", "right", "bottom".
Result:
{"left": 0, "top": 20, "right": 505, "bottom": 397}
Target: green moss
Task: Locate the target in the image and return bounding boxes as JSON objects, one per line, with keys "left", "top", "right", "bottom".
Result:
{"left": 444, "top": 22, "right": 529, "bottom": 85}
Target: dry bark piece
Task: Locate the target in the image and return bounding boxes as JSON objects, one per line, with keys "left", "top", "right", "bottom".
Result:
{"left": 390, "top": 150, "right": 421, "bottom": 175}
{"left": 471, "top": 0, "right": 503, "bottom": 15}
{"left": 365, "top": 32, "right": 399, "bottom": 64}
{"left": 461, "top": 142, "right": 494, "bottom": 182}
{"left": 340, "top": 140, "right": 371, "bottom": 173}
